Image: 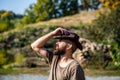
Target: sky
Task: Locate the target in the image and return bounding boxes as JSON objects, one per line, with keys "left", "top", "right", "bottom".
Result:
{"left": 0, "top": 0, "right": 37, "bottom": 14}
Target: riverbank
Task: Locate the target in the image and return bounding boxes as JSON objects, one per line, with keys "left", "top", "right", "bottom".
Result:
{"left": 0, "top": 68, "right": 49, "bottom": 75}
{"left": 0, "top": 74, "right": 120, "bottom": 80}
{"left": 0, "top": 68, "right": 120, "bottom": 76}
{"left": 84, "top": 69, "right": 120, "bottom": 76}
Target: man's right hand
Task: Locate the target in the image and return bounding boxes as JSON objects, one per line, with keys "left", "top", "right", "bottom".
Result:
{"left": 52, "top": 27, "right": 70, "bottom": 36}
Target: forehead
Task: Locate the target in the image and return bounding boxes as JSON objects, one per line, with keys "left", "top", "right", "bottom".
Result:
{"left": 56, "top": 39, "right": 77, "bottom": 48}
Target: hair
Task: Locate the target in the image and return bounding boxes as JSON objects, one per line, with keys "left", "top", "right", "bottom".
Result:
{"left": 65, "top": 39, "right": 77, "bottom": 53}
{"left": 71, "top": 42, "right": 77, "bottom": 53}
{"left": 58, "top": 39, "right": 77, "bottom": 53}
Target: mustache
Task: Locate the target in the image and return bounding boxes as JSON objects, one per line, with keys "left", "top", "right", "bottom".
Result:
{"left": 53, "top": 48, "right": 66, "bottom": 56}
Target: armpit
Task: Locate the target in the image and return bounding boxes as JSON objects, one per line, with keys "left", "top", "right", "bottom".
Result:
{"left": 46, "top": 50, "right": 53, "bottom": 65}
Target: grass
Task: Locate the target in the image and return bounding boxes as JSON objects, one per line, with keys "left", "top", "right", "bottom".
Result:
{"left": 0, "top": 68, "right": 49, "bottom": 75}
{"left": 26, "top": 10, "right": 98, "bottom": 28}
{"left": 0, "top": 68, "right": 21, "bottom": 75}
{"left": 0, "top": 68, "right": 120, "bottom": 76}
{"left": 84, "top": 69, "right": 120, "bottom": 76}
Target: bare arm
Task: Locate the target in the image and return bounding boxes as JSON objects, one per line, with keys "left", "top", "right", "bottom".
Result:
{"left": 31, "top": 28, "right": 65, "bottom": 58}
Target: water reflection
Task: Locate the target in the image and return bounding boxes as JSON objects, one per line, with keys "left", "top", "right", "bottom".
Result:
{"left": 0, "top": 74, "right": 48, "bottom": 80}
{"left": 0, "top": 74, "right": 120, "bottom": 80}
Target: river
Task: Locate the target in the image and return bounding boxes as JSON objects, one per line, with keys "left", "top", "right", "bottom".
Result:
{"left": 0, "top": 74, "right": 120, "bottom": 80}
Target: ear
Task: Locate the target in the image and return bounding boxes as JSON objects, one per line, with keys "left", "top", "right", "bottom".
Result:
{"left": 66, "top": 44, "right": 72, "bottom": 51}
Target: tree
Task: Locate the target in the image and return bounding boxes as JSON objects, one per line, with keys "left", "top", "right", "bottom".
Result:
{"left": 79, "top": 0, "right": 101, "bottom": 11}
{"left": 23, "top": 4, "right": 36, "bottom": 24}
{"left": 100, "top": 0, "right": 120, "bottom": 9}
{"left": 0, "top": 11, "right": 15, "bottom": 20}
{"left": 34, "top": 0, "right": 51, "bottom": 21}
{"left": 88, "top": 5, "right": 120, "bottom": 46}
{"left": 24, "top": 0, "right": 102, "bottom": 23}
{"left": 59, "top": 0, "right": 79, "bottom": 16}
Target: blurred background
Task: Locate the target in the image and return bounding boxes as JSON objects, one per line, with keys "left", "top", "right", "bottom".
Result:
{"left": 0, "top": 0, "right": 120, "bottom": 80}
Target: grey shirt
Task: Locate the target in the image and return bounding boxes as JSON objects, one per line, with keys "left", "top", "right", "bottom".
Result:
{"left": 46, "top": 51, "right": 85, "bottom": 80}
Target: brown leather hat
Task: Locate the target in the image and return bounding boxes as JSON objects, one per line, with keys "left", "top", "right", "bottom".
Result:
{"left": 54, "top": 32, "right": 83, "bottom": 50}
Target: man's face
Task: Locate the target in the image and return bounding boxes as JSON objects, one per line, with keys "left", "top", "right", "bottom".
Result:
{"left": 53, "top": 40, "right": 67, "bottom": 55}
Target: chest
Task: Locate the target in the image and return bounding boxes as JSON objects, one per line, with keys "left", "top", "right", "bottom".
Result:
{"left": 56, "top": 65, "right": 70, "bottom": 80}
{"left": 49, "top": 56, "right": 73, "bottom": 80}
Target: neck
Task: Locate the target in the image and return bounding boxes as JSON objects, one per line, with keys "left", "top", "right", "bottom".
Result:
{"left": 60, "top": 52, "right": 73, "bottom": 62}
{"left": 58, "top": 52, "right": 74, "bottom": 68}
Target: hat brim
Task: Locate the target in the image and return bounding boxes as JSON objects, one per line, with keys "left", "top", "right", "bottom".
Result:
{"left": 54, "top": 36, "right": 83, "bottom": 50}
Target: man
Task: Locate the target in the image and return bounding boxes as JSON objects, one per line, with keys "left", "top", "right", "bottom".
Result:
{"left": 31, "top": 27, "right": 85, "bottom": 80}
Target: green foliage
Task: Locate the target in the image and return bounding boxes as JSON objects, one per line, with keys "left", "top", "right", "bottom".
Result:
{"left": 0, "top": 49, "right": 15, "bottom": 68}
{"left": 100, "top": 0, "right": 120, "bottom": 9}
{"left": 0, "top": 25, "right": 57, "bottom": 68}
{"left": 75, "top": 5, "right": 120, "bottom": 69}
{"left": 59, "top": 0, "right": 78, "bottom": 16}
{"left": 0, "top": 20, "right": 14, "bottom": 33}
{"left": 49, "top": 25, "right": 58, "bottom": 31}
{"left": 0, "top": 11, "right": 15, "bottom": 20}
{"left": 34, "top": 0, "right": 50, "bottom": 21}
{"left": 111, "top": 52, "right": 120, "bottom": 69}
{"left": 87, "top": 50, "right": 104, "bottom": 69}
{"left": 105, "top": 50, "right": 120, "bottom": 70}
{"left": 0, "top": 21, "right": 8, "bottom": 32}
{"left": 87, "top": 5, "right": 120, "bottom": 44}
{"left": 0, "top": 68, "right": 21, "bottom": 75}
{"left": 0, "top": 49, "right": 8, "bottom": 67}
{"left": 20, "top": 0, "right": 101, "bottom": 25}
{"left": 0, "top": 35, "right": 5, "bottom": 42}
{"left": 22, "top": 16, "right": 31, "bottom": 24}
{"left": 16, "top": 24, "right": 24, "bottom": 30}
{"left": 23, "top": 4, "right": 36, "bottom": 24}
{"left": 0, "top": 10, "right": 23, "bottom": 20}
{"left": 14, "top": 54, "right": 24, "bottom": 64}
{"left": 108, "top": 42, "right": 120, "bottom": 69}
{"left": 81, "top": 5, "right": 120, "bottom": 69}
{"left": 0, "top": 10, "right": 23, "bottom": 33}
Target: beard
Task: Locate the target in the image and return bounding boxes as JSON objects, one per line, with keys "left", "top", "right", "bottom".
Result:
{"left": 53, "top": 45, "right": 66, "bottom": 56}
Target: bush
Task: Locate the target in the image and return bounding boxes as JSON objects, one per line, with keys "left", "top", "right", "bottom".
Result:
{"left": 91, "top": 5, "right": 120, "bottom": 44}
{"left": 0, "top": 49, "right": 8, "bottom": 67}
{"left": 14, "top": 54, "right": 24, "bottom": 64}
{"left": 15, "top": 23, "right": 25, "bottom": 30}
{"left": 0, "top": 21, "right": 9, "bottom": 33}
{"left": 86, "top": 6, "right": 120, "bottom": 69}
{"left": 0, "top": 20, "right": 14, "bottom": 33}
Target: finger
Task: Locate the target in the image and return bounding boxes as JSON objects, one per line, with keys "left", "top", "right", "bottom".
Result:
{"left": 64, "top": 30, "right": 70, "bottom": 35}
{"left": 60, "top": 28, "right": 64, "bottom": 35}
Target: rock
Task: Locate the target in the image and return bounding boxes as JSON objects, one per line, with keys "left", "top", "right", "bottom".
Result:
{"left": 73, "top": 38, "right": 112, "bottom": 68}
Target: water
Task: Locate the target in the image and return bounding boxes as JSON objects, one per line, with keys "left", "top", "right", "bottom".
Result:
{"left": 86, "top": 76, "right": 120, "bottom": 80}
{"left": 0, "top": 74, "right": 120, "bottom": 80}
{"left": 0, "top": 74, "right": 48, "bottom": 80}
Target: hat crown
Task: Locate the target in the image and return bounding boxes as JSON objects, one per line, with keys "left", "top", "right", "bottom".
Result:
{"left": 61, "top": 32, "right": 79, "bottom": 40}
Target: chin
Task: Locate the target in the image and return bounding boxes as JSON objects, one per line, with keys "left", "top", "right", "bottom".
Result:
{"left": 53, "top": 49, "right": 65, "bottom": 56}
{"left": 53, "top": 50, "right": 59, "bottom": 55}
